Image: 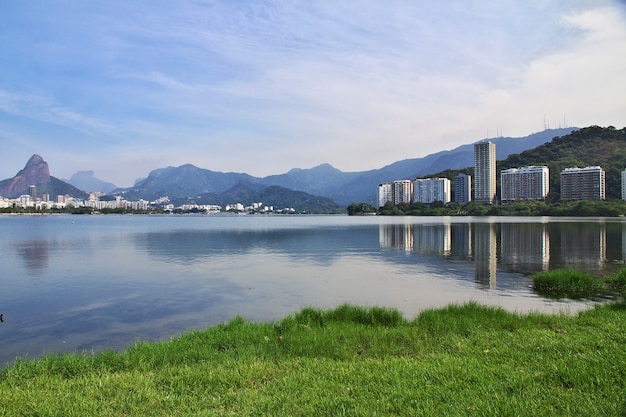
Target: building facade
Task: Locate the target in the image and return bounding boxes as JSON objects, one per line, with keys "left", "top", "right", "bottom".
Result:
{"left": 392, "top": 180, "right": 414, "bottom": 205}
{"left": 500, "top": 166, "right": 550, "bottom": 202}
{"left": 413, "top": 178, "right": 451, "bottom": 204}
{"left": 377, "top": 182, "right": 393, "bottom": 208}
{"left": 473, "top": 141, "right": 496, "bottom": 204}
{"left": 454, "top": 173, "right": 472, "bottom": 204}
{"left": 560, "top": 166, "right": 606, "bottom": 200}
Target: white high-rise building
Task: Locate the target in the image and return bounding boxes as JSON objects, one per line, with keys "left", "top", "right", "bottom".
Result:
{"left": 501, "top": 166, "right": 550, "bottom": 202}
{"left": 474, "top": 141, "right": 496, "bottom": 204}
{"left": 377, "top": 182, "right": 393, "bottom": 208}
{"left": 413, "top": 178, "right": 451, "bottom": 204}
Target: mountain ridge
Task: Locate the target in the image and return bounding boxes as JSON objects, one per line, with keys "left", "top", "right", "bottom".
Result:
{"left": 112, "top": 127, "right": 578, "bottom": 205}
{"left": 2, "top": 127, "right": 592, "bottom": 206}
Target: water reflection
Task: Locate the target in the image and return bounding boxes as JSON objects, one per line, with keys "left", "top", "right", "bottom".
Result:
{"left": 133, "top": 227, "right": 379, "bottom": 266}
{"left": 15, "top": 241, "right": 50, "bottom": 272}
{"left": 378, "top": 220, "right": 626, "bottom": 288}
{"left": 2, "top": 216, "right": 624, "bottom": 369}
{"left": 500, "top": 223, "right": 550, "bottom": 273}
{"left": 473, "top": 223, "right": 497, "bottom": 289}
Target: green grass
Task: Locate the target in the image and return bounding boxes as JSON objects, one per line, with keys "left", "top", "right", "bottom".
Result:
{"left": 1, "top": 302, "right": 625, "bottom": 416}
{"left": 532, "top": 269, "right": 606, "bottom": 299}
{"left": 604, "top": 268, "right": 626, "bottom": 297}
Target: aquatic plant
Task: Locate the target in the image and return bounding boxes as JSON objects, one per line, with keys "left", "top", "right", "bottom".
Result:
{"left": 532, "top": 269, "right": 604, "bottom": 299}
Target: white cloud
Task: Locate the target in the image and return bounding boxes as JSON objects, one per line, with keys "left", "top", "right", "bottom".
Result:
{"left": 1, "top": 1, "right": 625, "bottom": 185}
{"left": 471, "top": 6, "right": 626, "bottom": 136}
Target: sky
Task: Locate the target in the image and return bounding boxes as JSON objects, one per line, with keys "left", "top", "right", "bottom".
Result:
{"left": 1, "top": 1, "right": 625, "bottom": 187}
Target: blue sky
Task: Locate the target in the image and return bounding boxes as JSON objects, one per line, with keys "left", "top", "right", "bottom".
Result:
{"left": 1, "top": 1, "right": 625, "bottom": 187}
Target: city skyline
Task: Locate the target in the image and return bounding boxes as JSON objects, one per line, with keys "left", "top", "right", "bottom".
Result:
{"left": 2, "top": 1, "right": 625, "bottom": 187}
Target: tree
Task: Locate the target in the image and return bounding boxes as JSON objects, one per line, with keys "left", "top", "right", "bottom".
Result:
{"left": 347, "top": 202, "right": 376, "bottom": 215}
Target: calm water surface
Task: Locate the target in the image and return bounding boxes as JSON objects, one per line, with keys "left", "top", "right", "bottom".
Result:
{"left": 1, "top": 214, "right": 625, "bottom": 367}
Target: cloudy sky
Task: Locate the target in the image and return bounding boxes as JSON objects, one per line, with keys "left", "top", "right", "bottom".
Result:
{"left": 1, "top": 1, "right": 625, "bottom": 187}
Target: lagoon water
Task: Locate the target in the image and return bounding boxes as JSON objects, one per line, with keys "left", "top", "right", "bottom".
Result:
{"left": 1, "top": 214, "right": 625, "bottom": 367}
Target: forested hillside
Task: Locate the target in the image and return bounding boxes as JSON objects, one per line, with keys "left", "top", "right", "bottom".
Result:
{"left": 500, "top": 126, "right": 626, "bottom": 200}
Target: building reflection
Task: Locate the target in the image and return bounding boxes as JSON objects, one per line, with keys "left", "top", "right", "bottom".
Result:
{"left": 379, "top": 224, "right": 413, "bottom": 251}
{"left": 500, "top": 223, "right": 550, "bottom": 273}
{"left": 413, "top": 224, "right": 451, "bottom": 255}
{"left": 378, "top": 220, "right": 616, "bottom": 289}
{"left": 379, "top": 223, "right": 452, "bottom": 255}
{"left": 473, "top": 223, "right": 497, "bottom": 289}
{"left": 449, "top": 223, "right": 472, "bottom": 259}
{"left": 558, "top": 223, "right": 606, "bottom": 267}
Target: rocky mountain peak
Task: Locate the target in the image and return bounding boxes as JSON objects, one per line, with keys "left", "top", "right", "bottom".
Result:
{"left": 24, "top": 154, "right": 46, "bottom": 169}
{"left": 0, "top": 154, "right": 51, "bottom": 198}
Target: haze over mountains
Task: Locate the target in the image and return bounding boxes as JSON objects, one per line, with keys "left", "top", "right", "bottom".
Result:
{"left": 64, "top": 171, "right": 118, "bottom": 194}
{"left": 1, "top": 127, "right": 578, "bottom": 206}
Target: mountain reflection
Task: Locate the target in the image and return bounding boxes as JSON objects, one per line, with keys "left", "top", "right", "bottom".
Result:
{"left": 378, "top": 221, "right": 626, "bottom": 287}
{"left": 133, "top": 227, "right": 379, "bottom": 266}
{"left": 15, "top": 241, "right": 50, "bottom": 272}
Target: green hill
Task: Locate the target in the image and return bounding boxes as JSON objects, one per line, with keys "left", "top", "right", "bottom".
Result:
{"left": 433, "top": 126, "right": 626, "bottom": 200}
{"left": 499, "top": 126, "right": 626, "bottom": 199}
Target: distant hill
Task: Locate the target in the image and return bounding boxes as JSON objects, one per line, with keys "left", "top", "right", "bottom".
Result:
{"left": 172, "top": 184, "right": 341, "bottom": 212}
{"left": 116, "top": 128, "right": 577, "bottom": 206}
{"left": 0, "top": 154, "right": 87, "bottom": 199}
{"left": 117, "top": 164, "right": 262, "bottom": 202}
{"left": 66, "top": 171, "right": 118, "bottom": 193}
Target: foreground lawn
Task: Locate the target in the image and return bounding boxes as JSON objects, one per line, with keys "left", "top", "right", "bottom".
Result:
{"left": 1, "top": 302, "right": 625, "bottom": 416}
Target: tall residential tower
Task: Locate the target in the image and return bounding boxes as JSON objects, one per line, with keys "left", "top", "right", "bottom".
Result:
{"left": 473, "top": 141, "right": 496, "bottom": 204}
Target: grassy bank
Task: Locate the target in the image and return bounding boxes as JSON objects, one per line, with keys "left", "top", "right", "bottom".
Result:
{"left": 1, "top": 302, "right": 625, "bottom": 416}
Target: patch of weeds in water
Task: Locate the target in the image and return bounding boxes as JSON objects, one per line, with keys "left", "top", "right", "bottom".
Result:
{"left": 532, "top": 269, "right": 604, "bottom": 299}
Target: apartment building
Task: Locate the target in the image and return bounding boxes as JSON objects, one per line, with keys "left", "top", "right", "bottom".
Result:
{"left": 454, "top": 173, "right": 472, "bottom": 204}
{"left": 501, "top": 166, "right": 550, "bottom": 202}
{"left": 377, "top": 182, "right": 393, "bottom": 207}
{"left": 473, "top": 141, "right": 496, "bottom": 204}
{"left": 392, "top": 180, "right": 414, "bottom": 205}
{"left": 560, "top": 166, "right": 605, "bottom": 200}
{"left": 413, "top": 178, "right": 451, "bottom": 204}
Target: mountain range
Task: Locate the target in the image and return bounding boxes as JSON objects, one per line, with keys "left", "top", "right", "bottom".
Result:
{"left": 113, "top": 127, "right": 577, "bottom": 206}
{"left": 0, "top": 127, "right": 582, "bottom": 207}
